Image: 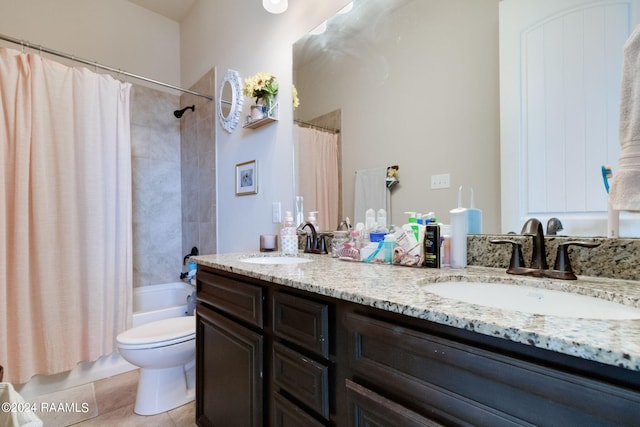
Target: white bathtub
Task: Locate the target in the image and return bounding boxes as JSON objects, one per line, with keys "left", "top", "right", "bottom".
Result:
{"left": 17, "top": 281, "right": 196, "bottom": 399}
{"left": 132, "top": 281, "right": 195, "bottom": 327}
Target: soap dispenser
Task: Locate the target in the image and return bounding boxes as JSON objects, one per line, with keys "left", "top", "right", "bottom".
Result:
{"left": 280, "top": 211, "right": 298, "bottom": 255}
{"left": 307, "top": 211, "right": 319, "bottom": 230}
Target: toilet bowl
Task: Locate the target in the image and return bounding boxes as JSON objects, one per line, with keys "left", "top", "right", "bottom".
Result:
{"left": 116, "top": 316, "right": 196, "bottom": 415}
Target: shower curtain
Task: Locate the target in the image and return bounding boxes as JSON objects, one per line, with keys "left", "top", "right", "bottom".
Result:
{"left": 295, "top": 124, "right": 339, "bottom": 231}
{"left": 0, "top": 48, "right": 133, "bottom": 384}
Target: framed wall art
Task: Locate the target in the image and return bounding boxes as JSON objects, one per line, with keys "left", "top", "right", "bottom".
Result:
{"left": 235, "top": 160, "right": 258, "bottom": 196}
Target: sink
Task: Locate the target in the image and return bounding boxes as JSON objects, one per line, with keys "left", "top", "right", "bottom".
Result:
{"left": 424, "top": 282, "right": 640, "bottom": 320}
{"left": 238, "top": 256, "right": 313, "bottom": 265}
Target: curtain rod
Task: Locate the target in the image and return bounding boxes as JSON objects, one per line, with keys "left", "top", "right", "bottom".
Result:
{"left": 294, "top": 120, "right": 340, "bottom": 134}
{"left": 0, "top": 33, "right": 214, "bottom": 101}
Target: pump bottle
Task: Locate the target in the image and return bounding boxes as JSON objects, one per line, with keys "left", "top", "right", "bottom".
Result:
{"left": 280, "top": 211, "right": 298, "bottom": 255}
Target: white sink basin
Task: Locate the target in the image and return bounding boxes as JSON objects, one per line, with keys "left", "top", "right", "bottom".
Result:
{"left": 238, "top": 256, "right": 313, "bottom": 265}
{"left": 424, "top": 282, "right": 640, "bottom": 320}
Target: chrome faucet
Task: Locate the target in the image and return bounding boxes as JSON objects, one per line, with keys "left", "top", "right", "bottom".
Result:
{"left": 520, "top": 218, "right": 548, "bottom": 270}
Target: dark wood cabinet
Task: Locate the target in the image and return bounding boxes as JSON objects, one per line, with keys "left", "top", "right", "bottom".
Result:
{"left": 345, "top": 379, "right": 441, "bottom": 427}
{"left": 196, "top": 265, "right": 640, "bottom": 427}
{"left": 196, "top": 271, "right": 265, "bottom": 427}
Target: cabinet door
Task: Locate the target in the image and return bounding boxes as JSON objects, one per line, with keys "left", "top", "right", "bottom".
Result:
{"left": 346, "top": 379, "right": 442, "bottom": 427}
{"left": 196, "top": 304, "right": 263, "bottom": 427}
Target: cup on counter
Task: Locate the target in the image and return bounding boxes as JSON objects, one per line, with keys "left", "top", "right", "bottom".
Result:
{"left": 260, "top": 234, "right": 278, "bottom": 252}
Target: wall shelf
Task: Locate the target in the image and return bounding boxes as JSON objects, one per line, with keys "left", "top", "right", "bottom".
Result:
{"left": 243, "top": 115, "right": 278, "bottom": 129}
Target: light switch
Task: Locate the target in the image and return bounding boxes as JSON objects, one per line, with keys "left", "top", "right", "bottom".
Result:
{"left": 431, "top": 173, "right": 451, "bottom": 189}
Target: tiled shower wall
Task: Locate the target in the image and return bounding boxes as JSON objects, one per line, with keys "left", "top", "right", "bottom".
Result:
{"left": 130, "top": 85, "right": 183, "bottom": 286}
{"left": 180, "top": 68, "right": 217, "bottom": 256}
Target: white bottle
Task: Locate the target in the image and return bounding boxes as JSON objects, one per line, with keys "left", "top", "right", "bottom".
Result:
{"left": 280, "top": 211, "right": 298, "bottom": 255}
{"left": 450, "top": 186, "right": 468, "bottom": 268}
{"left": 307, "top": 211, "right": 319, "bottom": 230}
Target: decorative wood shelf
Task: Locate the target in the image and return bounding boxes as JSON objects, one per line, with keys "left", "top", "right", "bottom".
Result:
{"left": 243, "top": 115, "right": 278, "bottom": 129}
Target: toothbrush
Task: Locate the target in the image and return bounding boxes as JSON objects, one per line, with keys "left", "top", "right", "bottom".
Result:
{"left": 601, "top": 165, "right": 612, "bottom": 193}
{"left": 364, "top": 241, "right": 385, "bottom": 263}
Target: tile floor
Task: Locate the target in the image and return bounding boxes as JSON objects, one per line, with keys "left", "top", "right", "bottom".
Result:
{"left": 69, "top": 370, "right": 196, "bottom": 427}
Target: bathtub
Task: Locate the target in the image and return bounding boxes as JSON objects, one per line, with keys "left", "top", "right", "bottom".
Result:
{"left": 17, "top": 281, "right": 196, "bottom": 399}
{"left": 132, "top": 281, "right": 195, "bottom": 327}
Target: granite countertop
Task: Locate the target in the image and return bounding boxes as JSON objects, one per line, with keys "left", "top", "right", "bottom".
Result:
{"left": 193, "top": 252, "right": 640, "bottom": 372}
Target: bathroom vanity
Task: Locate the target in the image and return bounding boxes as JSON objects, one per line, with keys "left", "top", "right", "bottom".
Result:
{"left": 193, "top": 253, "right": 640, "bottom": 426}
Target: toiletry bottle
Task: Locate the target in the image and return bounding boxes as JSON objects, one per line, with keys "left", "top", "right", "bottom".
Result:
{"left": 467, "top": 188, "right": 483, "bottom": 234}
{"left": 450, "top": 186, "right": 468, "bottom": 268}
{"left": 376, "top": 208, "right": 387, "bottom": 230}
{"left": 440, "top": 224, "right": 451, "bottom": 267}
{"left": 423, "top": 222, "right": 441, "bottom": 268}
{"left": 280, "top": 211, "right": 298, "bottom": 255}
{"left": 295, "top": 196, "right": 304, "bottom": 227}
{"left": 307, "top": 211, "right": 319, "bottom": 230}
{"left": 403, "top": 212, "right": 419, "bottom": 241}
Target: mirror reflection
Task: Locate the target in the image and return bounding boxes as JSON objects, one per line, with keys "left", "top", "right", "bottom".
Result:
{"left": 293, "top": 0, "right": 501, "bottom": 233}
{"left": 293, "top": 0, "right": 640, "bottom": 237}
{"left": 220, "top": 80, "right": 232, "bottom": 119}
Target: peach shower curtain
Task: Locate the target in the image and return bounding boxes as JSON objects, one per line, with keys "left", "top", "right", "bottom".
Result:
{"left": 0, "top": 48, "right": 133, "bottom": 384}
{"left": 295, "top": 125, "right": 339, "bottom": 231}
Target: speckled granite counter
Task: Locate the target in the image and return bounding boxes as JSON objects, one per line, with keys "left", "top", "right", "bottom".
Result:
{"left": 193, "top": 252, "right": 640, "bottom": 372}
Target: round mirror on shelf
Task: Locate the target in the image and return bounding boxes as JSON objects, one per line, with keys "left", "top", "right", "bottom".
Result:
{"left": 218, "top": 69, "right": 243, "bottom": 133}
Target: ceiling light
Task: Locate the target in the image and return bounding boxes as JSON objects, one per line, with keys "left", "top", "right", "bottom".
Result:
{"left": 263, "top": 0, "right": 288, "bottom": 14}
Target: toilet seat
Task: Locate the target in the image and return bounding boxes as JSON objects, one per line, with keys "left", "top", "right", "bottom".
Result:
{"left": 117, "top": 316, "right": 195, "bottom": 349}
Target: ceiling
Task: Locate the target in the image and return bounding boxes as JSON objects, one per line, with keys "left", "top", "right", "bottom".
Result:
{"left": 129, "top": 0, "right": 197, "bottom": 22}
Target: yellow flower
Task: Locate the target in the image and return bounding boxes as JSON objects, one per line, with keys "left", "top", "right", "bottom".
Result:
{"left": 292, "top": 84, "right": 300, "bottom": 109}
{"left": 243, "top": 72, "right": 278, "bottom": 104}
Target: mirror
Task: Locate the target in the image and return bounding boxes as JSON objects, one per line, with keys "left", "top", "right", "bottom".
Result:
{"left": 293, "top": 0, "right": 640, "bottom": 237}
{"left": 218, "top": 69, "right": 243, "bottom": 133}
{"left": 293, "top": 0, "right": 501, "bottom": 233}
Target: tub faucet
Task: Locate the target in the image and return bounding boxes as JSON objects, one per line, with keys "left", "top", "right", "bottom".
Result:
{"left": 521, "top": 218, "right": 548, "bottom": 270}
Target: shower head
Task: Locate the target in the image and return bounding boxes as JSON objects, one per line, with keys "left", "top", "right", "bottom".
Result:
{"left": 174, "top": 105, "right": 195, "bottom": 118}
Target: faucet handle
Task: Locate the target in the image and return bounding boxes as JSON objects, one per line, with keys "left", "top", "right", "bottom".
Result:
{"left": 553, "top": 241, "right": 600, "bottom": 279}
{"left": 316, "top": 234, "right": 328, "bottom": 254}
{"left": 490, "top": 239, "right": 526, "bottom": 273}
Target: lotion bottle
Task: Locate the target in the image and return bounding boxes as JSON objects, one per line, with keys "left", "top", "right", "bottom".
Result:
{"left": 280, "top": 211, "right": 298, "bottom": 255}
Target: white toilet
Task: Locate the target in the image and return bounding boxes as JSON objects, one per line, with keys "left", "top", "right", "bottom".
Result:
{"left": 116, "top": 316, "right": 196, "bottom": 415}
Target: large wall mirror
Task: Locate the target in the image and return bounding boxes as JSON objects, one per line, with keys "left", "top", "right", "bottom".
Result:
{"left": 293, "top": 0, "right": 640, "bottom": 237}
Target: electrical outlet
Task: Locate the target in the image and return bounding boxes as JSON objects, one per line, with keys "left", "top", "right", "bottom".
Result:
{"left": 272, "top": 202, "right": 282, "bottom": 223}
{"left": 431, "top": 173, "right": 450, "bottom": 189}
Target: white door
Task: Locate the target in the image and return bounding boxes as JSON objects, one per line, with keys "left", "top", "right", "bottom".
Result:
{"left": 500, "top": 0, "right": 640, "bottom": 236}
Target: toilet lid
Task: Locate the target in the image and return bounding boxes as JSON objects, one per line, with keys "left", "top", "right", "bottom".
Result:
{"left": 117, "top": 316, "right": 195, "bottom": 346}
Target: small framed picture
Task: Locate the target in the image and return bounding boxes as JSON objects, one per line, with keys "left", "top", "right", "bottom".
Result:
{"left": 235, "top": 160, "right": 258, "bottom": 196}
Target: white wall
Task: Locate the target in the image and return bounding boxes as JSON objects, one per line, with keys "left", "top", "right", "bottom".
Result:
{"left": 180, "top": 0, "right": 350, "bottom": 253}
{"left": 0, "top": 0, "right": 180, "bottom": 89}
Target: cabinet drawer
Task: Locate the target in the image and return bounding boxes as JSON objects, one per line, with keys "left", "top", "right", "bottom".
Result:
{"left": 273, "top": 341, "right": 330, "bottom": 420}
{"left": 273, "top": 292, "right": 329, "bottom": 357}
{"left": 197, "top": 269, "right": 264, "bottom": 328}
{"left": 271, "top": 392, "right": 325, "bottom": 427}
{"left": 346, "top": 312, "right": 640, "bottom": 426}
{"left": 346, "top": 379, "right": 442, "bottom": 427}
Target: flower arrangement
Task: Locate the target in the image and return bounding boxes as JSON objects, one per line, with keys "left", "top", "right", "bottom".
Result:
{"left": 292, "top": 84, "right": 300, "bottom": 110}
{"left": 243, "top": 71, "right": 278, "bottom": 105}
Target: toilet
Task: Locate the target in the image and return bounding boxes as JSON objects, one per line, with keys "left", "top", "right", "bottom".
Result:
{"left": 116, "top": 316, "right": 196, "bottom": 415}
